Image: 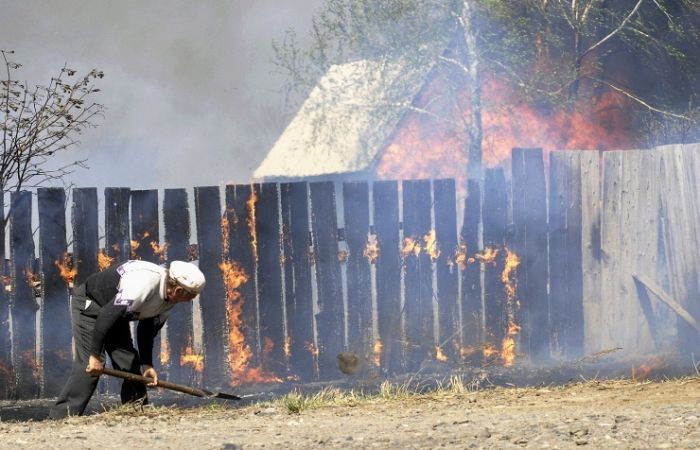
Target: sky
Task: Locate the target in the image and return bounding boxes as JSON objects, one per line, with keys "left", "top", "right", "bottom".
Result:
{"left": 0, "top": 0, "right": 324, "bottom": 190}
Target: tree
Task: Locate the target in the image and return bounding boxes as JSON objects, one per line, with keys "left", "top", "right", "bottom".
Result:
{"left": 273, "top": 0, "right": 700, "bottom": 180}
{"left": 0, "top": 50, "right": 104, "bottom": 226}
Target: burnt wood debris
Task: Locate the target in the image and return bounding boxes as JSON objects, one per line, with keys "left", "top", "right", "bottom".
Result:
{"left": 2, "top": 145, "right": 700, "bottom": 399}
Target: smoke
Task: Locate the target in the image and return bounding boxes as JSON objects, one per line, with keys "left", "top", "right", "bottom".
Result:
{"left": 0, "top": 0, "right": 323, "bottom": 190}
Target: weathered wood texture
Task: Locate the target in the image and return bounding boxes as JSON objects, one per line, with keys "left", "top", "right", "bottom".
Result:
{"left": 104, "top": 188, "right": 131, "bottom": 266}
{"left": 309, "top": 181, "right": 344, "bottom": 379}
{"left": 512, "top": 148, "right": 549, "bottom": 362}
{"left": 0, "top": 200, "right": 10, "bottom": 399}
{"left": 342, "top": 182, "right": 372, "bottom": 357}
{"left": 255, "top": 183, "right": 286, "bottom": 375}
{"left": 402, "top": 180, "right": 434, "bottom": 371}
{"left": 163, "top": 189, "right": 195, "bottom": 382}
{"left": 194, "top": 186, "right": 228, "bottom": 387}
{"left": 460, "top": 180, "right": 482, "bottom": 364}
{"left": 373, "top": 181, "right": 402, "bottom": 374}
{"left": 37, "top": 188, "right": 71, "bottom": 397}
{"left": 10, "top": 191, "right": 38, "bottom": 398}
{"left": 72, "top": 188, "right": 99, "bottom": 286}
{"left": 433, "top": 179, "right": 458, "bottom": 360}
{"left": 280, "top": 182, "right": 314, "bottom": 380}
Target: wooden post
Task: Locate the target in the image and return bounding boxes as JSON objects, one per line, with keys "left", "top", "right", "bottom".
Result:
{"left": 373, "top": 181, "right": 402, "bottom": 374}
{"left": 72, "top": 189, "right": 99, "bottom": 286}
{"left": 224, "top": 184, "right": 261, "bottom": 377}
{"left": 309, "top": 181, "right": 343, "bottom": 379}
{"left": 280, "top": 182, "right": 314, "bottom": 380}
{"left": 482, "top": 169, "right": 507, "bottom": 357}
{"left": 163, "top": 189, "right": 194, "bottom": 383}
{"left": 460, "top": 180, "right": 482, "bottom": 364}
{"left": 342, "top": 182, "right": 372, "bottom": 359}
{"left": 10, "top": 191, "right": 39, "bottom": 398}
{"left": 580, "top": 152, "right": 602, "bottom": 354}
{"left": 194, "top": 186, "right": 228, "bottom": 387}
{"left": 104, "top": 188, "right": 131, "bottom": 266}
{"left": 255, "top": 183, "right": 286, "bottom": 376}
{"left": 402, "top": 179, "right": 433, "bottom": 371}
{"left": 37, "top": 188, "right": 71, "bottom": 397}
{"left": 512, "top": 148, "right": 550, "bottom": 362}
{"left": 434, "top": 179, "right": 459, "bottom": 361}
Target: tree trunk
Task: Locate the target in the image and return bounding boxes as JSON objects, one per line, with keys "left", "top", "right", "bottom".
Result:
{"left": 461, "top": 1, "right": 483, "bottom": 183}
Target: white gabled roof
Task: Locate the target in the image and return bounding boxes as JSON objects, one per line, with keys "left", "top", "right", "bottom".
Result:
{"left": 254, "top": 59, "right": 431, "bottom": 179}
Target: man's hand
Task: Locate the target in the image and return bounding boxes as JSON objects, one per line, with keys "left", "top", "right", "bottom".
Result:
{"left": 85, "top": 354, "right": 104, "bottom": 376}
{"left": 142, "top": 365, "right": 158, "bottom": 387}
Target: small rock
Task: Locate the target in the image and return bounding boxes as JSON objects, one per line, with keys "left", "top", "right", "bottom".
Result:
{"left": 220, "top": 444, "right": 241, "bottom": 450}
{"left": 575, "top": 439, "right": 588, "bottom": 446}
{"left": 476, "top": 429, "right": 492, "bottom": 439}
{"left": 514, "top": 437, "right": 528, "bottom": 446}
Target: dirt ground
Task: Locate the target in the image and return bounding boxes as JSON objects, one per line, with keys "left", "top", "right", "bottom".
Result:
{"left": 2, "top": 374, "right": 700, "bottom": 449}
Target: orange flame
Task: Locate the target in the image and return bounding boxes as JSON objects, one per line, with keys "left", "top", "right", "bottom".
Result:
{"left": 305, "top": 341, "right": 320, "bottom": 358}
{"left": 149, "top": 241, "right": 168, "bottom": 263}
{"left": 455, "top": 242, "right": 468, "bottom": 271}
{"left": 500, "top": 248, "right": 521, "bottom": 367}
{"left": 402, "top": 237, "right": 422, "bottom": 258}
{"left": 1, "top": 275, "right": 11, "bottom": 293}
{"left": 54, "top": 252, "right": 77, "bottom": 288}
{"left": 363, "top": 233, "right": 380, "bottom": 263}
{"left": 474, "top": 247, "right": 499, "bottom": 265}
{"left": 632, "top": 356, "right": 668, "bottom": 381}
{"left": 284, "top": 335, "right": 292, "bottom": 360}
{"left": 483, "top": 344, "right": 498, "bottom": 359}
{"left": 435, "top": 346, "right": 448, "bottom": 362}
{"left": 160, "top": 336, "right": 170, "bottom": 366}
{"left": 180, "top": 338, "right": 204, "bottom": 373}
{"left": 424, "top": 230, "right": 440, "bottom": 262}
{"left": 373, "top": 339, "right": 383, "bottom": 366}
{"left": 247, "top": 188, "right": 259, "bottom": 263}
{"left": 25, "top": 267, "right": 40, "bottom": 289}
{"left": 98, "top": 249, "right": 114, "bottom": 271}
{"left": 337, "top": 249, "right": 349, "bottom": 263}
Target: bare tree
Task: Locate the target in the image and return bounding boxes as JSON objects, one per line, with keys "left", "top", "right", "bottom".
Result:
{"left": 0, "top": 50, "right": 104, "bottom": 226}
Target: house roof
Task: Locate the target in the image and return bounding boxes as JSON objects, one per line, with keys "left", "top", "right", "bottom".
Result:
{"left": 253, "top": 58, "right": 433, "bottom": 179}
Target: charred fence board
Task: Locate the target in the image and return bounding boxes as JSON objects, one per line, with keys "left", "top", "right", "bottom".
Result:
{"left": 280, "top": 184, "right": 294, "bottom": 371}
{"left": 0, "top": 202, "right": 9, "bottom": 398}
{"left": 163, "top": 189, "right": 194, "bottom": 382}
{"left": 374, "top": 181, "right": 401, "bottom": 373}
{"left": 548, "top": 152, "right": 584, "bottom": 359}
{"left": 512, "top": 148, "right": 550, "bottom": 362}
{"left": 10, "top": 191, "right": 38, "bottom": 398}
{"left": 194, "top": 186, "right": 227, "bottom": 387}
{"left": 402, "top": 180, "right": 433, "bottom": 370}
{"left": 342, "top": 182, "right": 372, "bottom": 357}
{"left": 310, "top": 181, "right": 343, "bottom": 379}
{"left": 482, "top": 169, "right": 507, "bottom": 353}
{"left": 255, "top": 183, "right": 285, "bottom": 375}
{"left": 225, "top": 184, "right": 261, "bottom": 374}
{"left": 38, "top": 188, "right": 71, "bottom": 397}
{"left": 433, "top": 179, "right": 458, "bottom": 361}
{"left": 104, "top": 188, "right": 131, "bottom": 266}
{"left": 460, "top": 180, "right": 482, "bottom": 364}
{"left": 72, "top": 189, "right": 99, "bottom": 286}
{"left": 281, "top": 182, "right": 314, "bottom": 380}
{"left": 130, "top": 189, "right": 163, "bottom": 371}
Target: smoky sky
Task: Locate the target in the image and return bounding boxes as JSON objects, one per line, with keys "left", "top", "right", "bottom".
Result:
{"left": 0, "top": 0, "right": 323, "bottom": 190}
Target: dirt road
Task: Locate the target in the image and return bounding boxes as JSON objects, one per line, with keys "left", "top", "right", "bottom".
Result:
{"left": 2, "top": 375, "right": 700, "bottom": 449}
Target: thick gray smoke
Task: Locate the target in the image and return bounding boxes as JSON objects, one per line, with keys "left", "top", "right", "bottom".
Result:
{"left": 0, "top": 0, "right": 323, "bottom": 190}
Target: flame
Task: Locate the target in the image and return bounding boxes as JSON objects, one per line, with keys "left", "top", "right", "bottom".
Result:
{"left": 305, "top": 341, "right": 320, "bottom": 358}
{"left": 2, "top": 275, "right": 11, "bottom": 293}
{"left": 25, "top": 267, "right": 40, "bottom": 289}
{"left": 459, "top": 346, "right": 479, "bottom": 358}
{"left": 402, "top": 237, "right": 422, "bottom": 258}
{"left": 482, "top": 344, "right": 498, "bottom": 359}
{"left": 337, "top": 249, "right": 349, "bottom": 263}
{"left": 374, "top": 75, "right": 638, "bottom": 187}
{"left": 500, "top": 248, "right": 521, "bottom": 367}
{"left": 632, "top": 356, "right": 668, "bottom": 381}
{"left": 373, "top": 339, "right": 383, "bottom": 366}
{"left": 363, "top": 233, "right": 380, "bottom": 263}
{"left": 247, "top": 188, "right": 259, "bottom": 263}
{"left": 98, "top": 249, "right": 114, "bottom": 271}
{"left": 149, "top": 241, "right": 168, "bottom": 263}
{"left": 474, "top": 247, "right": 499, "bottom": 265}
{"left": 435, "top": 346, "right": 448, "bottom": 362}
{"left": 455, "top": 242, "right": 468, "bottom": 271}
{"left": 54, "top": 252, "right": 77, "bottom": 288}
{"left": 284, "top": 335, "right": 292, "bottom": 360}
{"left": 160, "top": 336, "right": 170, "bottom": 366}
{"left": 423, "top": 230, "right": 440, "bottom": 262}
{"left": 180, "top": 338, "right": 204, "bottom": 373}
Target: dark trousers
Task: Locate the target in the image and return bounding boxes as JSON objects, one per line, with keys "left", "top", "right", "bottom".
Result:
{"left": 49, "top": 289, "right": 147, "bottom": 419}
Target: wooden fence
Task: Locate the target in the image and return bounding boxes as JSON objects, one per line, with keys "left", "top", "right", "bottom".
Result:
{"left": 1, "top": 145, "right": 699, "bottom": 399}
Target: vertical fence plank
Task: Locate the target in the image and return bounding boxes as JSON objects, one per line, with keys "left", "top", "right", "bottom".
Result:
{"left": 38, "top": 188, "right": 71, "bottom": 397}
{"left": 310, "top": 181, "right": 343, "bottom": 379}
{"left": 281, "top": 182, "right": 314, "bottom": 380}
{"left": 72, "top": 189, "right": 99, "bottom": 286}
{"left": 460, "top": 180, "right": 482, "bottom": 364}
{"left": 225, "top": 184, "right": 261, "bottom": 379}
{"left": 512, "top": 148, "right": 550, "bottom": 362}
{"left": 374, "top": 181, "right": 401, "bottom": 373}
{"left": 163, "top": 189, "right": 194, "bottom": 383}
{"left": 482, "top": 169, "right": 507, "bottom": 356}
{"left": 194, "top": 186, "right": 228, "bottom": 387}
{"left": 580, "top": 152, "right": 602, "bottom": 354}
{"left": 104, "top": 188, "right": 131, "bottom": 266}
{"left": 434, "top": 179, "right": 458, "bottom": 361}
{"left": 255, "top": 183, "right": 286, "bottom": 375}
{"left": 342, "top": 182, "right": 372, "bottom": 358}
{"left": 402, "top": 179, "right": 433, "bottom": 370}
{"left": 0, "top": 202, "right": 9, "bottom": 398}
{"left": 10, "top": 191, "right": 38, "bottom": 398}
